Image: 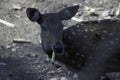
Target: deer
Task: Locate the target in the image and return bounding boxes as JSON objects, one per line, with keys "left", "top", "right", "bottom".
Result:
{"left": 26, "top": 5, "right": 120, "bottom": 80}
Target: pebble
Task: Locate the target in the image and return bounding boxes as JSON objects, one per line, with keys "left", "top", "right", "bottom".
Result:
{"left": 31, "top": 53, "right": 38, "bottom": 57}
{"left": 20, "top": 55, "right": 24, "bottom": 58}
{"left": 11, "top": 48, "right": 16, "bottom": 52}
{"left": 26, "top": 71, "right": 31, "bottom": 74}
{"left": 60, "top": 77, "right": 68, "bottom": 80}
{"left": 0, "top": 62, "right": 7, "bottom": 66}
{"left": 34, "top": 60, "right": 39, "bottom": 64}
{"left": 48, "top": 70, "right": 55, "bottom": 74}
{"left": 57, "top": 68, "right": 63, "bottom": 73}
{"left": 45, "top": 56, "right": 50, "bottom": 61}
{"left": 109, "top": 41, "right": 114, "bottom": 44}
{"left": 84, "top": 29, "right": 88, "bottom": 32}
{"left": 50, "top": 78, "right": 58, "bottom": 80}
{"left": 6, "top": 45, "right": 11, "bottom": 49}
{"left": 73, "top": 73, "right": 78, "bottom": 79}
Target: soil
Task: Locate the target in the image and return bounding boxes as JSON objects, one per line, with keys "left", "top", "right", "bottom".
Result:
{"left": 0, "top": 0, "right": 120, "bottom": 80}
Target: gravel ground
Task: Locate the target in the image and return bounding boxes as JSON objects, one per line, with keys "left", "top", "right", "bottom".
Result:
{"left": 0, "top": 0, "right": 120, "bottom": 80}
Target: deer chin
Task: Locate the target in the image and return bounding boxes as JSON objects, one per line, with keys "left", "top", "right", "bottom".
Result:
{"left": 55, "top": 51, "right": 64, "bottom": 56}
{"left": 55, "top": 49, "right": 69, "bottom": 59}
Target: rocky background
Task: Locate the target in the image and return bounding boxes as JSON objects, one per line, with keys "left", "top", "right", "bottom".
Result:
{"left": 0, "top": 0, "right": 120, "bottom": 80}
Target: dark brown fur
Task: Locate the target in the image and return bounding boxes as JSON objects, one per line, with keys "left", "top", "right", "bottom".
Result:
{"left": 26, "top": 5, "right": 120, "bottom": 80}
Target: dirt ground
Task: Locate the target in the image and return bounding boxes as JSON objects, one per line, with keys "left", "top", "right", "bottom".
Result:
{"left": 0, "top": 0, "right": 120, "bottom": 80}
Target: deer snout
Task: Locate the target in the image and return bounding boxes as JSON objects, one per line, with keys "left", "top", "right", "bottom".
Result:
{"left": 53, "top": 42, "right": 64, "bottom": 55}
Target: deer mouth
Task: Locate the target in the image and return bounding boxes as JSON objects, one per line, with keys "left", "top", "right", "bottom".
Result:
{"left": 53, "top": 42, "right": 65, "bottom": 55}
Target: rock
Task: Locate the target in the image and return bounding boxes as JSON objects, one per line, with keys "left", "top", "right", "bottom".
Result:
{"left": 101, "top": 10, "right": 110, "bottom": 17}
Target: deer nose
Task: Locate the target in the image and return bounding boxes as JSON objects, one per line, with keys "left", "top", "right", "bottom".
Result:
{"left": 53, "top": 42, "right": 64, "bottom": 54}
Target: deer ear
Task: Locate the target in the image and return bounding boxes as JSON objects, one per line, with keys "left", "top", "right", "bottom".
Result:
{"left": 26, "top": 8, "right": 42, "bottom": 22}
{"left": 58, "top": 5, "right": 79, "bottom": 20}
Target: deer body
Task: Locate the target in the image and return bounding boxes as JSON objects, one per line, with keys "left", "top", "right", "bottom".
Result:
{"left": 26, "top": 5, "right": 120, "bottom": 80}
